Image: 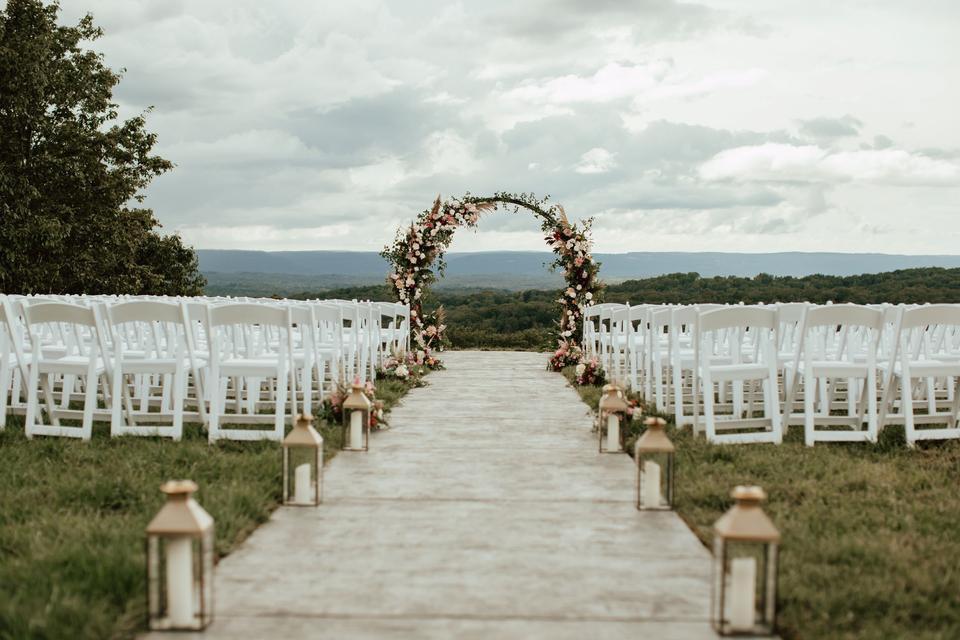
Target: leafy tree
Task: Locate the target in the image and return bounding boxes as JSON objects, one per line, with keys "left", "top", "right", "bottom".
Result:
{"left": 0, "top": 0, "right": 204, "bottom": 295}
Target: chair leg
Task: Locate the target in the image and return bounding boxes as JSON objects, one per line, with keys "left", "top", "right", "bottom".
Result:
{"left": 81, "top": 365, "right": 97, "bottom": 441}
{"left": 804, "top": 370, "right": 816, "bottom": 447}
{"left": 110, "top": 367, "right": 124, "bottom": 437}
{"left": 704, "top": 373, "right": 716, "bottom": 442}
{"left": 275, "top": 369, "right": 288, "bottom": 440}
{"left": 41, "top": 374, "right": 60, "bottom": 427}
{"left": 902, "top": 366, "right": 916, "bottom": 448}
{"left": 172, "top": 364, "right": 184, "bottom": 441}
{"left": 25, "top": 363, "right": 39, "bottom": 439}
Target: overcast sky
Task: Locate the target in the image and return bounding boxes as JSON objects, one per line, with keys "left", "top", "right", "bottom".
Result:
{"left": 56, "top": 0, "right": 960, "bottom": 254}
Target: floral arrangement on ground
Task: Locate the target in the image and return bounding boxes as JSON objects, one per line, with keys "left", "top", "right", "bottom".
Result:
{"left": 321, "top": 379, "right": 387, "bottom": 430}
{"left": 574, "top": 356, "right": 606, "bottom": 386}
{"left": 376, "top": 349, "right": 443, "bottom": 386}
{"left": 382, "top": 192, "right": 603, "bottom": 367}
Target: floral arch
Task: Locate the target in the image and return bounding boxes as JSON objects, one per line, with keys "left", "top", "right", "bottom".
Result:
{"left": 381, "top": 192, "right": 603, "bottom": 359}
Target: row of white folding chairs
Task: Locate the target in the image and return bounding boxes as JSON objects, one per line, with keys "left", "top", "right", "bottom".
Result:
{"left": 583, "top": 302, "right": 960, "bottom": 447}
{"left": 0, "top": 295, "right": 409, "bottom": 443}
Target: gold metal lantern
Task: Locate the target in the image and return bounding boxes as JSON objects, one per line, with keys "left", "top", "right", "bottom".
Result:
{"left": 283, "top": 414, "right": 323, "bottom": 506}
{"left": 146, "top": 480, "right": 214, "bottom": 631}
{"left": 598, "top": 383, "right": 628, "bottom": 453}
{"left": 711, "top": 486, "right": 780, "bottom": 636}
{"left": 635, "top": 417, "right": 675, "bottom": 510}
{"left": 342, "top": 381, "right": 372, "bottom": 451}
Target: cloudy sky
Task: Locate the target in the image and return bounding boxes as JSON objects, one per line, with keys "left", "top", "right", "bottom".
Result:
{"left": 57, "top": 0, "right": 960, "bottom": 254}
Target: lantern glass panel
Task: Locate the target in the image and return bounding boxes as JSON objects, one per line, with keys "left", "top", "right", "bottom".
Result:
{"left": 598, "top": 411, "right": 625, "bottom": 453}
{"left": 283, "top": 445, "right": 322, "bottom": 506}
{"left": 342, "top": 408, "right": 370, "bottom": 451}
{"left": 636, "top": 450, "right": 674, "bottom": 510}
{"left": 712, "top": 538, "right": 778, "bottom": 636}
{"left": 147, "top": 532, "right": 213, "bottom": 631}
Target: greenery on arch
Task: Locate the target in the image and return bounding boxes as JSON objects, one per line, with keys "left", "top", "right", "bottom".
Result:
{"left": 381, "top": 192, "right": 604, "bottom": 356}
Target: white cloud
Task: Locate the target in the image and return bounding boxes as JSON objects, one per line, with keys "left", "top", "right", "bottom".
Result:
{"left": 575, "top": 148, "right": 617, "bottom": 174}
{"left": 44, "top": 0, "right": 960, "bottom": 253}
{"left": 700, "top": 143, "right": 960, "bottom": 186}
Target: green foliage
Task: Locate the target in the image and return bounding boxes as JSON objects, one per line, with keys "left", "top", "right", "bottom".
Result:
{"left": 291, "top": 267, "right": 960, "bottom": 351}
{"left": 562, "top": 369, "right": 960, "bottom": 639}
{"left": 0, "top": 0, "right": 204, "bottom": 295}
{"left": 605, "top": 268, "right": 960, "bottom": 305}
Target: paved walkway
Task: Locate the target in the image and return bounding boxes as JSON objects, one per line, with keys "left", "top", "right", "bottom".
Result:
{"left": 147, "top": 351, "right": 718, "bottom": 639}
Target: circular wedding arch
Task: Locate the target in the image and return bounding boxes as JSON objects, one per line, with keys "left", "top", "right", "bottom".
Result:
{"left": 381, "top": 192, "right": 603, "bottom": 354}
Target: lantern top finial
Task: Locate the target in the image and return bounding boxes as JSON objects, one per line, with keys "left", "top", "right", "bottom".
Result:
{"left": 160, "top": 479, "right": 198, "bottom": 497}
{"left": 732, "top": 485, "right": 766, "bottom": 503}
{"left": 714, "top": 485, "right": 780, "bottom": 543}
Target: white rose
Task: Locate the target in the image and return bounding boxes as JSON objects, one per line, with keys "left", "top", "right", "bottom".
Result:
{"left": 586, "top": 292, "right": 593, "bottom": 300}
{"left": 395, "top": 364, "right": 409, "bottom": 378}
{"left": 575, "top": 363, "right": 586, "bottom": 376}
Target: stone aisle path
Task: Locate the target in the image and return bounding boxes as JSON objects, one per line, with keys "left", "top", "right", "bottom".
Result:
{"left": 147, "top": 351, "right": 719, "bottom": 639}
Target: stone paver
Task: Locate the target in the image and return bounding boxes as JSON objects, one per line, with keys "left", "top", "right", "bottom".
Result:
{"left": 145, "top": 351, "right": 719, "bottom": 639}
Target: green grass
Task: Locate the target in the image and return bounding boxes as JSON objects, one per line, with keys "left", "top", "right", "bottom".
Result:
{"left": 0, "top": 375, "right": 422, "bottom": 640}
{"left": 561, "top": 367, "right": 960, "bottom": 640}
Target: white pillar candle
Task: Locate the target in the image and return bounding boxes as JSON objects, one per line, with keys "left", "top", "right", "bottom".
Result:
{"left": 606, "top": 414, "right": 621, "bottom": 452}
{"left": 729, "top": 557, "right": 757, "bottom": 631}
{"left": 349, "top": 410, "right": 364, "bottom": 450}
{"left": 166, "top": 536, "right": 194, "bottom": 627}
{"left": 294, "top": 463, "right": 312, "bottom": 504}
{"left": 642, "top": 460, "right": 661, "bottom": 508}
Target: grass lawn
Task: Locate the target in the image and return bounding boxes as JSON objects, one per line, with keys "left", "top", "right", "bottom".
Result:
{"left": 563, "top": 368, "right": 960, "bottom": 640}
{"left": 0, "top": 376, "right": 419, "bottom": 640}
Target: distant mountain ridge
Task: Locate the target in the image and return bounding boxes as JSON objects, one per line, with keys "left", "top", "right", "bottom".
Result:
{"left": 199, "top": 249, "right": 960, "bottom": 280}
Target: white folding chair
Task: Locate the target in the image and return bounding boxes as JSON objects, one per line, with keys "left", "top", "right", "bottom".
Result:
{"left": 671, "top": 306, "right": 701, "bottom": 428}
{"left": 288, "top": 305, "right": 316, "bottom": 419}
{"left": 23, "top": 302, "right": 110, "bottom": 440}
{"left": 311, "top": 302, "right": 345, "bottom": 392}
{"left": 0, "top": 296, "right": 29, "bottom": 429}
{"left": 206, "top": 303, "right": 291, "bottom": 442}
{"left": 106, "top": 300, "right": 195, "bottom": 440}
{"left": 649, "top": 307, "right": 673, "bottom": 412}
{"left": 883, "top": 305, "right": 960, "bottom": 447}
{"left": 785, "top": 305, "right": 884, "bottom": 446}
{"left": 697, "top": 307, "right": 782, "bottom": 445}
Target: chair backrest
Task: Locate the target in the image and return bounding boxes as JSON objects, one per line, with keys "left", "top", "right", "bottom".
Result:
{"left": 106, "top": 300, "right": 188, "bottom": 360}
{"left": 23, "top": 301, "right": 102, "bottom": 359}
{"left": 698, "top": 306, "right": 777, "bottom": 366}
{"left": 775, "top": 302, "right": 808, "bottom": 353}
{"left": 699, "top": 306, "right": 777, "bottom": 333}
{"left": 208, "top": 303, "right": 290, "bottom": 329}
{"left": 898, "top": 305, "right": 960, "bottom": 363}
{"left": 802, "top": 304, "right": 884, "bottom": 364}
{"left": 207, "top": 303, "right": 292, "bottom": 363}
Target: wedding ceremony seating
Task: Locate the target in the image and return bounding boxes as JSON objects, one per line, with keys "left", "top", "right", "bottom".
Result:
{"left": 883, "top": 304, "right": 960, "bottom": 446}
{"left": 584, "top": 300, "right": 960, "bottom": 448}
{"left": 0, "top": 293, "right": 407, "bottom": 443}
